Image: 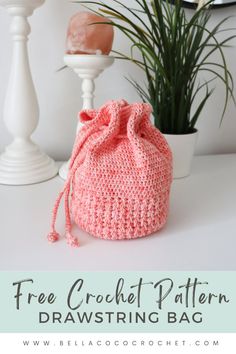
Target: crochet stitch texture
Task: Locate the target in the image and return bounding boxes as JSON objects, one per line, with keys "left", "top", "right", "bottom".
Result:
{"left": 48, "top": 100, "right": 172, "bottom": 247}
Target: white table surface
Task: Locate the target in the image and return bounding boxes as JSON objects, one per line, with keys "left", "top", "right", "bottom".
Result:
{"left": 0, "top": 154, "right": 235, "bottom": 271}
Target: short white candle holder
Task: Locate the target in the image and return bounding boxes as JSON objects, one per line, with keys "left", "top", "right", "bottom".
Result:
{"left": 0, "top": 0, "right": 58, "bottom": 185}
{"left": 59, "top": 54, "right": 114, "bottom": 180}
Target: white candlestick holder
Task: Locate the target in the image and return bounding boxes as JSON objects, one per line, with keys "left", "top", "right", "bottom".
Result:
{"left": 59, "top": 54, "right": 114, "bottom": 180}
{"left": 0, "top": 0, "right": 58, "bottom": 185}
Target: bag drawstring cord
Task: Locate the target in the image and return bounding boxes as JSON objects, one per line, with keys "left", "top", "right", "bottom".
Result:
{"left": 47, "top": 162, "right": 80, "bottom": 248}
{"left": 47, "top": 133, "right": 87, "bottom": 248}
{"left": 46, "top": 105, "right": 110, "bottom": 248}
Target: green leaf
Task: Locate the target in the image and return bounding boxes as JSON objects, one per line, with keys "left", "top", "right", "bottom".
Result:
{"left": 75, "top": 0, "right": 235, "bottom": 134}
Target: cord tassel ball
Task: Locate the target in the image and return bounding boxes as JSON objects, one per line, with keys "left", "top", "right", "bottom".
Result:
{"left": 66, "top": 232, "right": 79, "bottom": 248}
{"left": 47, "top": 231, "right": 60, "bottom": 243}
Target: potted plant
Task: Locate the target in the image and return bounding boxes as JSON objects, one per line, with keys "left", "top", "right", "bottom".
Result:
{"left": 77, "top": 0, "right": 235, "bottom": 177}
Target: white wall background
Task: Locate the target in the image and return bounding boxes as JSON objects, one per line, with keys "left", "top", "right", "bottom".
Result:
{"left": 0, "top": 0, "right": 236, "bottom": 161}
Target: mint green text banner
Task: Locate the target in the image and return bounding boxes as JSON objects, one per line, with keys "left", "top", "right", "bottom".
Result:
{"left": 0, "top": 272, "right": 235, "bottom": 333}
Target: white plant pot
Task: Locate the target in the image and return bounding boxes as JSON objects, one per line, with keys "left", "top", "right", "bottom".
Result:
{"left": 164, "top": 130, "right": 198, "bottom": 179}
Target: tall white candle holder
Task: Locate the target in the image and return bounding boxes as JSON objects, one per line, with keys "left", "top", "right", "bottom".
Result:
{"left": 59, "top": 54, "right": 114, "bottom": 180}
{"left": 0, "top": 0, "right": 58, "bottom": 185}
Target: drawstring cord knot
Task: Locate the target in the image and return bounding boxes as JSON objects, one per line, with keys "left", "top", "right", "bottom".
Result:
{"left": 47, "top": 230, "right": 60, "bottom": 243}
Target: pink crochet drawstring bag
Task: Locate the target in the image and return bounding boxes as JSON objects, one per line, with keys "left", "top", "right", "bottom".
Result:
{"left": 47, "top": 100, "right": 172, "bottom": 247}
